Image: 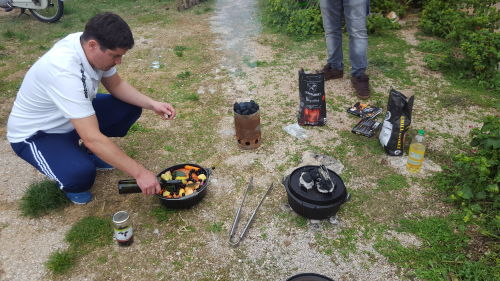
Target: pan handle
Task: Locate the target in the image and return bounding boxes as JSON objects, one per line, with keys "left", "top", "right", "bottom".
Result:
{"left": 118, "top": 179, "right": 142, "bottom": 194}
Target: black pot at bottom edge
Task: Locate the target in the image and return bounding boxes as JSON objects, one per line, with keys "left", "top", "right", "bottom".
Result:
{"left": 286, "top": 273, "right": 334, "bottom": 281}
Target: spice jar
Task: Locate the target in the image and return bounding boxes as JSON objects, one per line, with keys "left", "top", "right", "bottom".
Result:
{"left": 112, "top": 211, "right": 134, "bottom": 246}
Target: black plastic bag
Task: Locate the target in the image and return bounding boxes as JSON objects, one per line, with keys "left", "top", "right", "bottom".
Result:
{"left": 379, "top": 89, "right": 414, "bottom": 156}
{"left": 297, "top": 69, "right": 326, "bottom": 126}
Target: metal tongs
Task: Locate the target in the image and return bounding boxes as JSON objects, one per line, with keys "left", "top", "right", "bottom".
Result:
{"left": 229, "top": 177, "right": 273, "bottom": 246}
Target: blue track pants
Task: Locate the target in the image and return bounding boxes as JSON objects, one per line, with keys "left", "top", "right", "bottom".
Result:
{"left": 10, "top": 94, "right": 142, "bottom": 193}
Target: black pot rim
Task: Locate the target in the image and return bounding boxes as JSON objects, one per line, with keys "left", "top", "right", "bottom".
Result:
{"left": 283, "top": 165, "right": 348, "bottom": 219}
{"left": 286, "top": 272, "right": 334, "bottom": 281}
{"left": 285, "top": 165, "right": 346, "bottom": 206}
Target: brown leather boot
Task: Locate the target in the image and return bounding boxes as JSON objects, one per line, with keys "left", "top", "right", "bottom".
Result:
{"left": 351, "top": 74, "right": 370, "bottom": 99}
{"left": 322, "top": 64, "right": 343, "bottom": 81}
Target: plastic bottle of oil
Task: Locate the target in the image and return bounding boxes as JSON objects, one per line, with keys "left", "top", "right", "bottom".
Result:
{"left": 407, "top": 130, "right": 426, "bottom": 173}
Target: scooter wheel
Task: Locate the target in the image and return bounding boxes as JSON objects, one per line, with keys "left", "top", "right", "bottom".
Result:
{"left": 30, "top": 0, "right": 63, "bottom": 23}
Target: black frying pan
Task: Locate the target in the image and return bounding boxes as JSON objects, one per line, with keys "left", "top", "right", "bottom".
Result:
{"left": 118, "top": 163, "right": 210, "bottom": 209}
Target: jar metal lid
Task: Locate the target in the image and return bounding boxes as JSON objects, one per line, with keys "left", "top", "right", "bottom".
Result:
{"left": 112, "top": 211, "right": 129, "bottom": 224}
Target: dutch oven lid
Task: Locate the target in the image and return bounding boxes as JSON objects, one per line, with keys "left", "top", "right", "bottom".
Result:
{"left": 286, "top": 273, "right": 334, "bottom": 281}
{"left": 285, "top": 165, "right": 346, "bottom": 206}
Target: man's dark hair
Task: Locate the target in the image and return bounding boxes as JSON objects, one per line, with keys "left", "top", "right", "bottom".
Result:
{"left": 81, "top": 12, "right": 134, "bottom": 50}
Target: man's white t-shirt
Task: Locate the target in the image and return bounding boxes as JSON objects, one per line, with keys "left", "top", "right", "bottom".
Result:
{"left": 6, "top": 32, "right": 117, "bottom": 143}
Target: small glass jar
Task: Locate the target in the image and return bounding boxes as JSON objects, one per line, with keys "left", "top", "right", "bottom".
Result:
{"left": 112, "top": 211, "right": 134, "bottom": 246}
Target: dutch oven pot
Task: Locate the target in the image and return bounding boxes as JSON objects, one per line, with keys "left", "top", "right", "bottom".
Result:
{"left": 286, "top": 273, "right": 334, "bottom": 281}
{"left": 118, "top": 163, "right": 210, "bottom": 209}
{"left": 283, "top": 165, "right": 349, "bottom": 220}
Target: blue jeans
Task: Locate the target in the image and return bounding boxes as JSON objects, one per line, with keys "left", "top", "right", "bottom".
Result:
{"left": 320, "top": 0, "right": 369, "bottom": 77}
{"left": 10, "top": 94, "right": 142, "bottom": 193}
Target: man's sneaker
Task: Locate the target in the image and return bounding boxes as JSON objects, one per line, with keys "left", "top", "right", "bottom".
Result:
{"left": 351, "top": 74, "right": 371, "bottom": 99}
{"left": 65, "top": 191, "right": 93, "bottom": 205}
{"left": 322, "top": 64, "right": 343, "bottom": 81}
{"left": 89, "top": 154, "right": 114, "bottom": 171}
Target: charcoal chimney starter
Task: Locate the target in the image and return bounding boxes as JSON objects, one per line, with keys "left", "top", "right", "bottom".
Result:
{"left": 233, "top": 100, "right": 261, "bottom": 149}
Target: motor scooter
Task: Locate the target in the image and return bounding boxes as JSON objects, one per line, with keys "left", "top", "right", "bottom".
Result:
{"left": 0, "top": 0, "right": 63, "bottom": 23}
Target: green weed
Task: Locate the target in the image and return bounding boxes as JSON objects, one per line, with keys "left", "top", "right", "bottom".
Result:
{"left": 65, "top": 216, "right": 112, "bottom": 248}
{"left": 2, "top": 30, "right": 29, "bottom": 41}
{"left": 46, "top": 250, "right": 76, "bottom": 274}
{"left": 185, "top": 225, "right": 196, "bottom": 232}
{"left": 369, "top": 32, "right": 415, "bottom": 87}
{"left": 339, "top": 130, "right": 385, "bottom": 157}
{"left": 315, "top": 227, "right": 359, "bottom": 257}
{"left": 375, "top": 216, "right": 497, "bottom": 281}
{"left": 163, "top": 145, "right": 175, "bottom": 152}
{"left": 47, "top": 216, "right": 112, "bottom": 274}
{"left": 150, "top": 207, "right": 176, "bottom": 222}
{"left": 127, "top": 122, "right": 151, "bottom": 134}
{"left": 96, "top": 256, "right": 108, "bottom": 264}
{"left": 184, "top": 93, "right": 199, "bottom": 102}
{"left": 194, "top": 6, "right": 213, "bottom": 15}
{"left": 243, "top": 56, "right": 274, "bottom": 68}
{"left": 137, "top": 13, "right": 171, "bottom": 25}
{"left": 19, "top": 180, "right": 69, "bottom": 218}
{"left": 174, "top": 45, "right": 188, "bottom": 57}
{"left": 292, "top": 216, "right": 307, "bottom": 228}
{"left": 177, "top": 71, "right": 192, "bottom": 79}
{"left": 207, "top": 222, "right": 224, "bottom": 233}
{"left": 377, "top": 174, "right": 409, "bottom": 191}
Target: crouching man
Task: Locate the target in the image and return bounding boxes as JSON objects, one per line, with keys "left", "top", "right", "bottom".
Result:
{"left": 6, "top": 12, "right": 176, "bottom": 204}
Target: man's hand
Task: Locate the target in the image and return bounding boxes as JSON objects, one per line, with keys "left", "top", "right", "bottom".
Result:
{"left": 136, "top": 169, "right": 161, "bottom": 195}
{"left": 152, "top": 101, "right": 176, "bottom": 120}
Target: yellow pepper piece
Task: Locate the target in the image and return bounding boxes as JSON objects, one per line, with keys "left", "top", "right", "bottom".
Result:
{"left": 161, "top": 171, "right": 172, "bottom": 181}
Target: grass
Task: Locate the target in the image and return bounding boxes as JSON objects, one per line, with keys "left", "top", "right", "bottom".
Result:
{"left": 46, "top": 216, "right": 112, "bottom": 274}
{"left": 206, "top": 222, "right": 224, "bottom": 232}
{"left": 127, "top": 122, "right": 151, "bottom": 134}
{"left": 173, "top": 45, "right": 188, "bottom": 57}
{"left": 163, "top": 145, "right": 175, "bottom": 152}
{"left": 176, "top": 71, "right": 192, "bottom": 79}
{"left": 19, "top": 180, "right": 69, "bottom": 217}
{"left": 46, "top": 250, "right": 76, "bottom": 274}
{"left": 66, "top": 216, "right": 112, "bottom": 248}
{"left": 2, "top": 30, "right": 29, "bottom": 41}
{"left": 150, "top": 206, "right": 176, "bottom": 222}
{"left": 377, "top": 174, "right": 409, "bottom": 191}
{"left": 374, "top": 216, "right": 498, "bottom": 281}
{"left": 368, "top": 31, "right": 416, "bottom": 87}
{"left": 315, "top": 227, "right": 359, "bottom": 258}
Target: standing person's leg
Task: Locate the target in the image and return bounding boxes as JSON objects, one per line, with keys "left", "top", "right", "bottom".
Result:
{"left": 344, "top": 0, "right": 368, "bottom": 77}
{"left": 320, "top": 0, "right": 344, "bottom": 80}
{"left": 344, "top": 0, "right": 370, "bottom": 98}
{"left": 10, "top": 131, "right": 96, "bottom": 204}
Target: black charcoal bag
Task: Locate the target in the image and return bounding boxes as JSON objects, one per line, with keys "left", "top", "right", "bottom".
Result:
{"left": 379, "top": 89, "right": 414, "bottom": 156}
{"left": 298, "top": 69, "right": 326, "bottom": 126}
